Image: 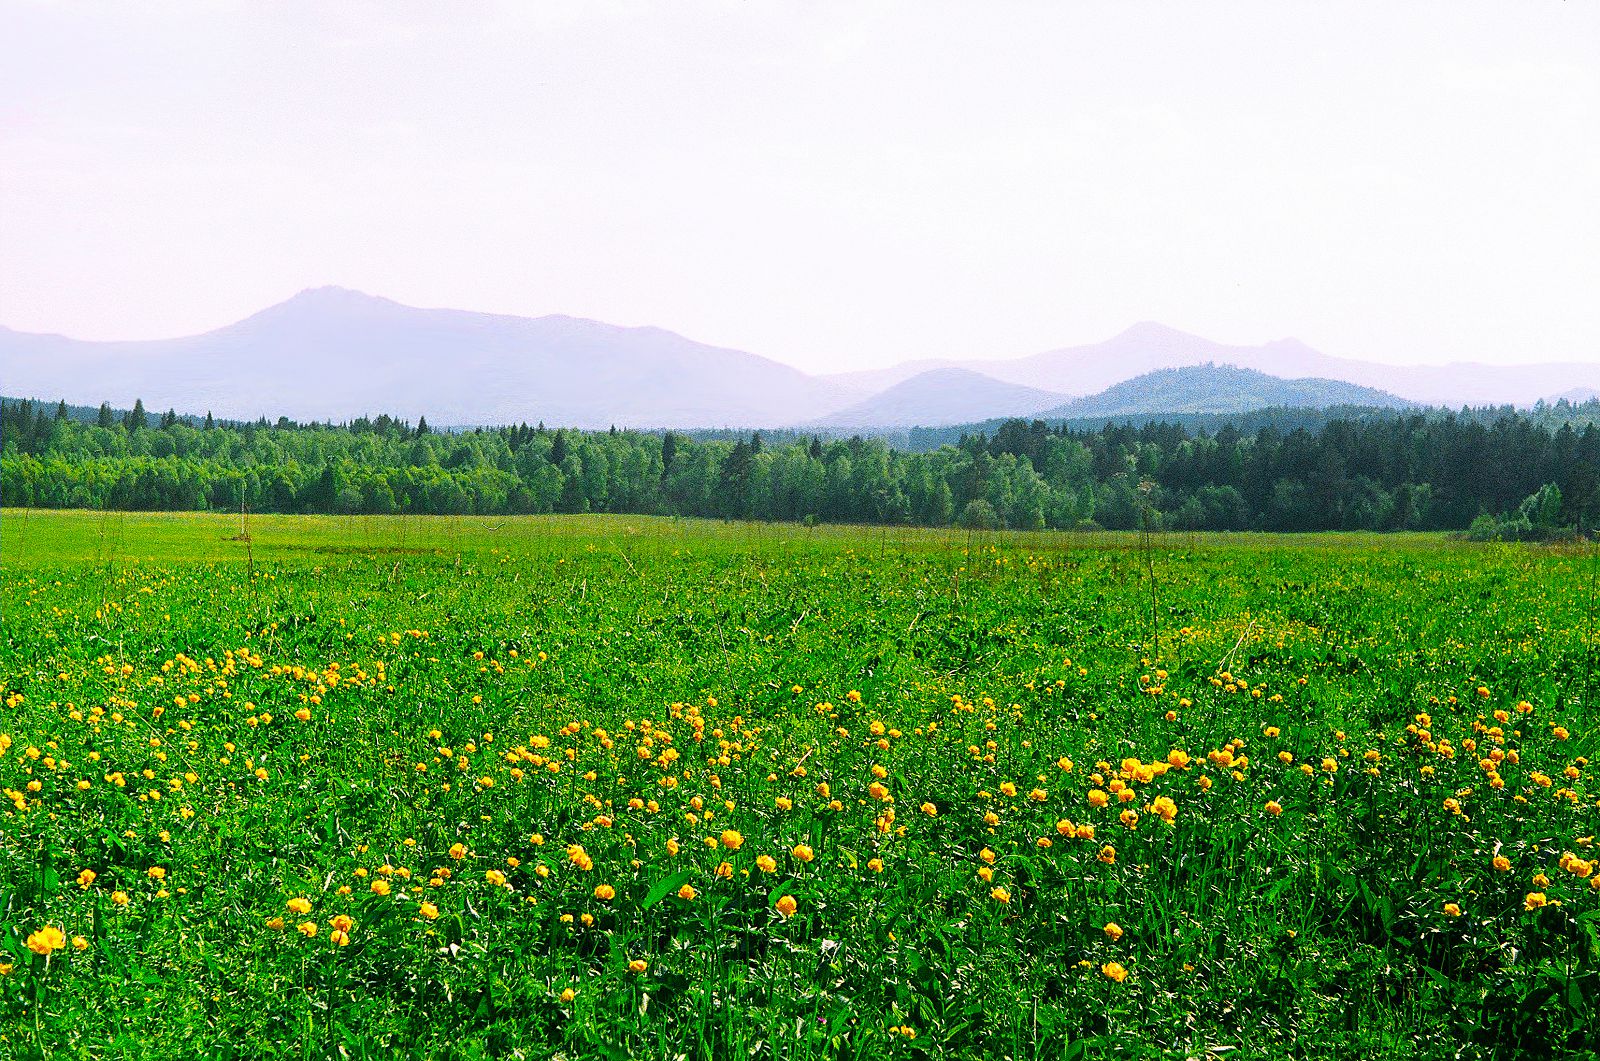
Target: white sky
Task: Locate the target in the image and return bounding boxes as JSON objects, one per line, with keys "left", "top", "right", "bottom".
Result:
{"left": 3, "top": 1, "right": 1597, "bottom": 372}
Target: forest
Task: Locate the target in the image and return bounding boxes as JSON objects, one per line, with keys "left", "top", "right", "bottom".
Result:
{"left": 1, "top": 396, "right": 1596, "bottom": 534}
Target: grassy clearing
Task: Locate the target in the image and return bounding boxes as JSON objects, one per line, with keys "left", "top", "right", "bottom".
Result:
{"left": 1, "top": 510, "right": 1598, "bottom": 1059}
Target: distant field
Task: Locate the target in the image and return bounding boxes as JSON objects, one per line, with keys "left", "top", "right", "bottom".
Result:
{"left": 2, "top": 510, "right": 1598, "bottom": 1059}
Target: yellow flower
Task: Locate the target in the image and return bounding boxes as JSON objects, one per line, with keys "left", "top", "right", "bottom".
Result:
{"left": 990, "top": 887, "right": 1011, "bottom": 904}
{"left": 1098, "top": 845, "right": 1116, "bottom": 865}
{"left": 560, "top": 987, "right": 576, "bottom": 1002}
{"left": 370, "top": 880, "right": 392, "bottom": 896}
{"left": 419, "top": 902, "right": 440, "bottom": 920}
{"left": 297, "top": 921, "right": 318, "bottom": 938}
{"left": 1443, "top": 902, "right": 1462, "bottom": 917}
{"left": 867, "top": 858, "right": 884, "bottom": 873}
{"left": 449, "top": 843, "right": 468, "bottom": 860}
{"left": 330, "top": 914, "right": 354, "bottom": 933}
{"left": 1103, "top": 922, "right": 1124, "bottom": 941}
{"left": 791, "top": 844, "right": 814, "bottom": 863}
{"left": 77, "top": 869, "right": 96, "bottom": 889}
{"left": 25, "top": 926, "right": 66, "bottom": 956}
{"left": 485, "top": 869, "right": 507, "bottom": 886}
{"left": 1493, "top": 855, "right": 1511, "bottom": 872}
{"left": 1265, "top": 800, "right": 1283, "bottom": 815}
{"left": 1088, "top": 789, "right": 1110, "bottom": 808}
{"left": 920, "top": 802, "right": 937, "bottom": 816}
{"left": 775, "top": 894, "right": 798, "bottom": 918}
{"left": 329, "top": 929, "right": 350, "bottom": 947}
{"left": 287, "top": 897, "right": 313, "bottom": 915}
{"left": 720, "top": 829, "right": 743, "bottom": 850}
{"left": 1101, "top": 961, "right": 1129, "bottom": 982}
{"left": 677, "top": 883, "right": 698, "bottom": 901}
{"left": 628, "top": 958, "right": 649, "bottom": 974}
{"left": 594, "top": 884, "right": 616, "bottom": 901}
{"left": 1525, "top": 892, "right": 1548, "bottom": 911}
{"left": 71, "top": 936, "right": 89, "bottom": 951}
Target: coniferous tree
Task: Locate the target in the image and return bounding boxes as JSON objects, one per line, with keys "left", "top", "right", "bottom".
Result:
{"left": 660, "top": 431, "right": 678, "bottom": 475}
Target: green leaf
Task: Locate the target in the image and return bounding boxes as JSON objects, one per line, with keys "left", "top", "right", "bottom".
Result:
{"left": 641, "top": 869, "right": 695, "bottom": 910}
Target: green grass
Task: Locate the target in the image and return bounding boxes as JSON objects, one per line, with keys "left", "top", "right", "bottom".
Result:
{"left": 2, "top": 509, "right": 1599, "bottom": 1060}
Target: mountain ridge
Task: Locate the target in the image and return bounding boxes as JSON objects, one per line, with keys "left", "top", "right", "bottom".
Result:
{"left": 5, "top": 287, "right": 1599, "bottom": 428}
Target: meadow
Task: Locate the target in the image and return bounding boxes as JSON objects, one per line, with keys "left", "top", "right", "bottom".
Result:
{"left": 2, "top": 509, "right": 1598, "bottom": 1059}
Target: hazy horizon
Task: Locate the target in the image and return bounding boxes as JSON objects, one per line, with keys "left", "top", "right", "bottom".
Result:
{"left": 4, "top": 2, "right": 1598, "bottom": 372}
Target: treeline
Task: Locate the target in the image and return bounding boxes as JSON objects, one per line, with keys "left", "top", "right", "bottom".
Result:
{"left": 2, "top": 397, "right": 1597, "bottom": 533}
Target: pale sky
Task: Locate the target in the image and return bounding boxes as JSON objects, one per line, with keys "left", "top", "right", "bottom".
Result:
{"left": 2, "top": 1, "right": 1597, "bottom": 372}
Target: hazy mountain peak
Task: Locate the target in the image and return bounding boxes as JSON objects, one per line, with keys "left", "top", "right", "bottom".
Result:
{"left": 239, "top": 286, "right": 408, "bottom": 329}
{"left": 1265, "top": 336, "right": 1317, "bottom": 353}
{"left": 286, "top": 285, "right": 397, "bottom": 309}
{"left": 1111, "top": 321, "right": 1201, "bottom": 345}
{"left": 808, "top": 367, "right": 1069, "bottom": 429}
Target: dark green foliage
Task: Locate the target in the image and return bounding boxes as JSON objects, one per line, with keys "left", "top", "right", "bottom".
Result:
{"left": 4, "top": 399, "right": 1600, "bottom": 532}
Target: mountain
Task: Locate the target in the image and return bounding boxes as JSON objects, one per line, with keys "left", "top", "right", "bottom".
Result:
{"left": 822, "top": 322, "right": 1600, "bottom": 408}
{"left": 1544, "top": 387, "right": 1600, "bottom": 404}
{"left": 807, "top": 368, "right": 1070, "bottom": 429}
{"left": 0, "top": 287, "right": 859, "bottom": 429}
{"left": 1035, "top": 364, "right": 1412, "bottom": 420}
{"left": 7, "top": 293, "right": 1598, "bottom": 427}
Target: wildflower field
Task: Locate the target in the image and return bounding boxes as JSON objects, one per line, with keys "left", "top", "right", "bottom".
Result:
{"left": 2, "top": 509, "right": 1599, "bottom": 1060}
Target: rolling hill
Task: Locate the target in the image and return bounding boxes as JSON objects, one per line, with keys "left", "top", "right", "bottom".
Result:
{"left": 1035, "top": 364, "right": 1412, "bottom": 420}
{"left": 806, "top": 368, "right": 1069, "bottom": 429}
